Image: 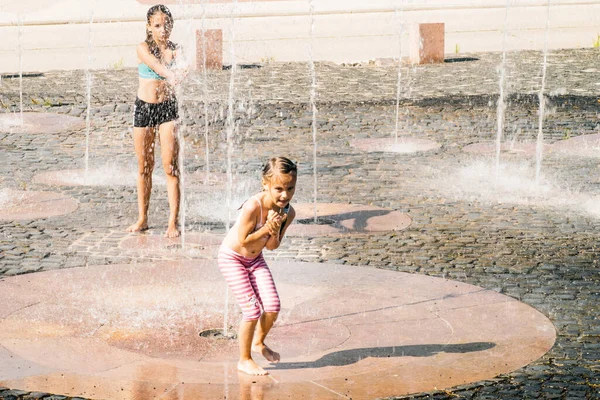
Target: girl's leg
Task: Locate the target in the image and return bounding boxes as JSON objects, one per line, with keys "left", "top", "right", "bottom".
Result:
{"left": 238, "top": 319, "right": 267, "bottom": 375}
{"left": 218, "top": 249, "right": 268, "bottom": 375}
{"left": 127, "top": 127, "right": 156, "bottom": 232}
{"left": 248, "top": 260, "right": 281, "bottom": 363}
{"left": 158, "top": 120, "right": 180, "bottom": 238}
{"left": 252, "top": 312, "right": 280, "bottom": 363}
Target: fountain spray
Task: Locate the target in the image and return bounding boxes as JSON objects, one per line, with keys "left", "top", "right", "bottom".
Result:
{"left": 176, "top": 0, "right": 195, "bottom": 249}
{"left": 308, "top": 0, "right": 318, "bottom": 223}
{"left": 84, "top": 8, "right": 94, "bottom": 183}
{"left": 394, "top": 0, "right": 405, "bottom": 144}
{"left": 536, "top": 0, "right": 551, "bottom": 184}
{"left": 223, "top": 0, "right": 239, "bottom": 338}
{"left": 495, "top": 0, "right": 510, "bottom": 183}
{"left": 17, "top": 15, "right": 23, "bottom": 126}
{"left": 201, "top": 0, "right": 211, "bottom": 185}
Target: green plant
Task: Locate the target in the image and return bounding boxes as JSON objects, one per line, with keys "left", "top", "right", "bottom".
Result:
{"left": 455, "top": 44, "right": 460, "bottom": 54}
{"left": 594, "top": 34, "right": 600, "bottom": 48}
{"left": 111, "top": 57, "right": 124, "bottom": 69}
{"left": 260, "top": 56, "right": 275, "bottom": 64}
{"left": 563, "top": 128, "right": 571, "bottom": 139}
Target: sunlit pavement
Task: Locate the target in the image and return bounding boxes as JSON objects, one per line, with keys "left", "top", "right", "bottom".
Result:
{"left": 1, "top": 48, "right": 600, "bottom": 399}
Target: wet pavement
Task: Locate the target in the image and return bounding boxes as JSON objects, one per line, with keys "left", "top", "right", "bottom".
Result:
{"left": 1, "top": 48, "right": 600, "bottom": 399}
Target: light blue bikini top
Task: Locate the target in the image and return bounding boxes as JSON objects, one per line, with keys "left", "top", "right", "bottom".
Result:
{"left": 138, "top": 59, "right": 175, "bottom": 80}
{"left": 138, "top": 63, "right": 163, "bottom": 80}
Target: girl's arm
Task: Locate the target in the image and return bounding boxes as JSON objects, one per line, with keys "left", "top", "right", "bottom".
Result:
{"left": 237, "top": 201, "right": 271, "bottom": 247}
{"left": 265, "top": 207, "right": 295, "bottom": 250}
{"left": 137, "top": 43, "right": 176, "bottom": 81}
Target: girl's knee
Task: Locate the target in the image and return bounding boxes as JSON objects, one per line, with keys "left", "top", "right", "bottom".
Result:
{"left": 137, "top": 164, "right": 154, "bottom": 178}
{"left": 263, "top": 299, "right": 281, "bottom": 314}
{"left": 242, "top": 311, "right": 262, "bottom": 322}
{"left": 163, "top": 162, "right": 179, "bottom": 178}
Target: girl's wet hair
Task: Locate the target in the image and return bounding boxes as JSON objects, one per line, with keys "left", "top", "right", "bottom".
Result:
{"left": 262, "top": 157, "right": 297, "bottom": 183}
{"left": 145, "top": 4, "right": 177, "bottom": 59}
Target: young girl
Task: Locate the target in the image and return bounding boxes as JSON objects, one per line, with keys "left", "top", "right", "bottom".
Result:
{"left": 219, "top": 157, "right": 297, "bottom": 376}
{"left": 127, "top": 4, "right": 181, "bottom": 238}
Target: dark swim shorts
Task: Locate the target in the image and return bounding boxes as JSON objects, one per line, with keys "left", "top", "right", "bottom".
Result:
{"left": 133, "top": 97, "right": 179, "bottom": 127}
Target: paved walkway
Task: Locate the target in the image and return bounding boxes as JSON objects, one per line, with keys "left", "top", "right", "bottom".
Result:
{"left": 1, "top": 48, "right": 600, "bottom": 399}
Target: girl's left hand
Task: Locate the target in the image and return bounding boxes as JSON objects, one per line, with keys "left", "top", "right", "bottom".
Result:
{"left": 267, "top": 210, "right": 287, "bottom": 236}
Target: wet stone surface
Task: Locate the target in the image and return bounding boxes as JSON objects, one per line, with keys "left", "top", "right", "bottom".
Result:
{"left": 1, "top": 48, "right": 600, "bottom": 399}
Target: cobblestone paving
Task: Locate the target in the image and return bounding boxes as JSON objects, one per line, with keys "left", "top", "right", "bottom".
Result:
{"left": 1, "top": 49, "right": 600, "bottom": 399}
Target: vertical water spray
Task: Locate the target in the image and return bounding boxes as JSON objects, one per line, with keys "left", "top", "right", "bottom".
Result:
{"left": 393, "top": 0, "right": 404, "bottom": 143}
{"left": 308, "top": 0, "right": 318, "bottom": 223}
{"left": 495, "top": 0, "right": 510, "bottom": 182}
{"left": 536, "top": 0, "right": 551, "bottom": 184}
{"left": 201, "top": 0, "right": 211, "bottom": 184}
{"left": 84, "top": 9, "right": 94, "bottom": 182}
{"left": 223, "top": 0, "right": 239, "bottom": 338}
{"left": 176, "top": 0, "right": 194, "bottom": 249}
{"left": 17, "top": 15, "right": 23, "bottom": 126}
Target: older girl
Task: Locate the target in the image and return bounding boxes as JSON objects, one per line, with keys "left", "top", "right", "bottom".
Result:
{"left": 127, "top": 4, "right": 181, "bottom": 238}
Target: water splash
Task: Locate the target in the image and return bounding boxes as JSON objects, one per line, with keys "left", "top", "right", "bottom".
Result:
{"left": 536, "top": 0, "right": 551, "bottom": 184}
{"left": 437, "top": 160, "right": 600, "bottom": 221}
{"left": 308, "top": 0, "right": 318, "bottom": 223}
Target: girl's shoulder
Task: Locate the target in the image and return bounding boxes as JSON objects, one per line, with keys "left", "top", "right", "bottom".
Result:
{"left": 137, "top": 41, "right": 151, "bottom": 54}
{"left": 240, "top": 194, "right": 262, "bottom": 213}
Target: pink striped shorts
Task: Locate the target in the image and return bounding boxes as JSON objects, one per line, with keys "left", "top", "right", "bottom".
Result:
{"left": 218, "top": 246, "right": 281, "bottom": 321}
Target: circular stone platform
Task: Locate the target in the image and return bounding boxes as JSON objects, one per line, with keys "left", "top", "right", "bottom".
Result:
{"left": 351, "top": 137, "right": 441, "bottom": 154}
{"left": 0, "top": 189, "right": 78, "bottom": 221}
{"left": 287, "top": 203, "right": 411, "bottom": 236}
{"left": 120, "top": 231, "right": 222, "bottom": 257}
{"left": 33, "top": 169, "right": 229, "bottom": 188}
{"left": 0, "top": 112, "right": 85, "bottom": 134}
{"left": 0, "top": 260, "right": 555, "bottom": 399}
{"left": 33, "top": 168, "right": 142, "bottom": 187}
{"left": 550, "top": 133, "right": 600, "bottom": 157}
{"left": 462, "top": 142, "right": 550, "bottom": 155}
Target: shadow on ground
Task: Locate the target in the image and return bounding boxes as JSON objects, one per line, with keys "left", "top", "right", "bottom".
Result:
{"left": 271, "top": 342, "right": 496, "bottom": 370}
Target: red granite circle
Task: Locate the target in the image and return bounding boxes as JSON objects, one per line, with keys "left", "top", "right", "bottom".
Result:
{"left": 550, "top": 133, "right": 600, "bottom": 157}
{"left": 32, "top": 169, "right": 229, "bottom": 188}
{"left": 287, "top": 203, "right": 411, "bottom": 236}
{"left": 0, "top": 260, "right": 556, "bottom": 399}
{"left": 33, "top": 168, "right": 139, "bottom": 187}
{"left": 462, "top": 142, "right": 551, "bottom": 156}
{"left": 0, "top": 112, "right": 85, "bottom": 134}
{"left": 120, "top": 231, "right": 222, "bottom": 257}
{"left": 351, "top": 137, "right": 441, "bottom": 154}
{"left": 0, "top": 189, "right": 78, "bottom": 221}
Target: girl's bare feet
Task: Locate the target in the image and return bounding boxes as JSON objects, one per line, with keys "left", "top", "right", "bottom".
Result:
{"left": 126, "top": 220, "right": 148, "bottom": 232}
{"left": 164, "top": 223, "right": 180, "bottom": 238}
{"left": 252, "top": 343, "right": 280, "bottom": 364}
{"left": 237, "top": 359, "right": 268, "bottom": 376}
